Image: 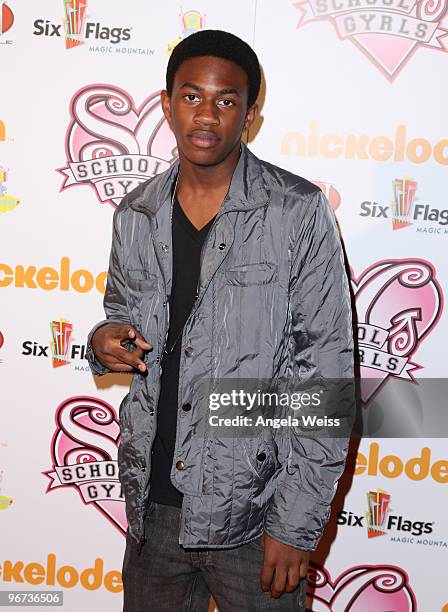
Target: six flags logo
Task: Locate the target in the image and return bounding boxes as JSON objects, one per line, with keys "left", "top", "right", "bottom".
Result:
{"left": 391, "top": 177, "right": 418, "bottom": 229}
{"left": 389, "top": 177, "right": 448, "bottom": 229}
{"left": 33, "top": 0, "right": 132, "bottom": 48}
{"left": 62, "top": 0, "right": 87, "bottom": 49}
{"left": 294, "top": 0, "right": 448, "bottom": 80}
{"left": 50, "top": 319, "right": 73, "bottom": 367}
{"left": 366, "top": 489, "right": 391, "bottom": 537}
{"left": 360, "top": 177, "right": 448, "bottom": 231}
{"left": 338, "top": 489, "right": 435, "bottom": 539}
{"left": 21, "top": 319, "right": 87, "bottom": 366}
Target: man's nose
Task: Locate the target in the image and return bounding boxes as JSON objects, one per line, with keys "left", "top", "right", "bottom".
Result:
{"left": 194, "top": 99, "right": 219, "bottom": 125}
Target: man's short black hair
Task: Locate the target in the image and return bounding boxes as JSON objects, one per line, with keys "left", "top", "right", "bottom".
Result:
{"left": 166, "top": 30, "right": 261, "bottom": 107}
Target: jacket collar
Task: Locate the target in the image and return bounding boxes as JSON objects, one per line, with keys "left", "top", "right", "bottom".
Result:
{"left": 130, "top": 142, "right": 270, "bottom": 216}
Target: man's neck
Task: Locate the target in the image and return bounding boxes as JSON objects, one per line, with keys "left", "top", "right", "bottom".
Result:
{"left": 176, "top": 144, "right": 241, "bottom": 205}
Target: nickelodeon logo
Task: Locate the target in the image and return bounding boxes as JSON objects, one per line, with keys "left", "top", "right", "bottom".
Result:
{"left": 355, "top": 443, "right": 448, "bottom": 484}
{"left": 281, "top": 122, "right": 448, "bottom": 165}
{"left": 0, "top": 258, "right": 106, "bottom": 293}
{"left": 0, "top": 554, "right": 122, "bottom": 593}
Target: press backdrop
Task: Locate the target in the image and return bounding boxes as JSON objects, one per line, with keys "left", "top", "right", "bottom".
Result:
{"left": 1, "top": 1, "right": 447, "bottom": 610}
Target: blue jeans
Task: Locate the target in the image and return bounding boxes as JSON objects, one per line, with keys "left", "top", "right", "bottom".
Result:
{"left": 122, "top": 501, "right": 306, "bottom": 611}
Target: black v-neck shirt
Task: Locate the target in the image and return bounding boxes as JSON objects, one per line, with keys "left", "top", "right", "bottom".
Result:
{"left": 149, "top": 196, "right": 216, "bottom": 508}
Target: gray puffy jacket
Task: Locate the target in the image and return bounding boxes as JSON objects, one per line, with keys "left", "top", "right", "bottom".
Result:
{"left": 86, "top": 143, "right": 354, "bottom": 551}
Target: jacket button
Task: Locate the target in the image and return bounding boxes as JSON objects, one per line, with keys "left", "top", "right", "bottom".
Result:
{"left": 161, "top": 244, "right": 169, "bottom": 252}
{"left": 257, "top": 452, "right": 266, "bottom": 462}
{"left": 176, "top": 460, "right": 185, "bottom": 470}
{"left": 184, "top": 346, "right": 193, "bottom": 356}
{"left": 162, "top": 301, "right": 167, "bottom": 307}
{"left": 218, "top": 242, "right": 226, "bottom": 250}
{"left": 182, "top": 403, "right": 192, "bottom": 412}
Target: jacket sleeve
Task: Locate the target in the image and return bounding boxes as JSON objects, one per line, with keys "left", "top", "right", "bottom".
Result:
{"left": 86, "top": 201, "right": 131, "bottom": 376}
{"left": 264, "top": 189, "right": 354, "bottom": 551}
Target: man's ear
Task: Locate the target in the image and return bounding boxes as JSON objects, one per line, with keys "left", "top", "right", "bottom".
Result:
{"left": 161, "top": 90, "right": 173, "bottom": 128}
{"left": 244, "top": 103, "right": 258, "bottom": 132}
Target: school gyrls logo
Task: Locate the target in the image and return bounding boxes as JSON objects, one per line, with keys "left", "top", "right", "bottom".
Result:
{"left": 307, "top": 564, "right": 416, "bottom": 610}
{"left": 294, "top": 0, "right": 448, "bottom": 80}
{"left": 59, "top": 85, "right": 177, "bottom": 207}
{"left": 44, "top": 397, "right": 126, "bottom": 535}
{"left": 0, "top": 166, "right": 19, "bottom": 216}
{"left": 352, "top": 259, "right": 443, "bottom": 404}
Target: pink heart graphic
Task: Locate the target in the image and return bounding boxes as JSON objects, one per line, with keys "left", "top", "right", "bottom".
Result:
{"left": 59, "top": 85, "right": 178, "bottom": 207}
{"left": 351, "top": 259, "right": 443, "bottom": 405}
{"left": 350, "top": 33, "right": 419, "bottom": 80}
{"left": 44, "top": 396, "right": 127, "bottom": 536}
{"left": 307, "top": 563, "right": 416, "bottom": 611}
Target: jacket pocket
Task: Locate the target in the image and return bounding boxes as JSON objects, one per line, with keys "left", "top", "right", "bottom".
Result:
{"left": 225, "top": 262, "right": 278, "bottom": 286}
{"left": 126, "top": 269, "right": 159, "bottom": 293}
{"left": 217, "top": 263, "right": 279, "bottom": 370}
{"left": 243, "top": 438, "right": 278, "bottom": 483}
{"left": 201, "top": 438, "right": 278, "bottom": 497}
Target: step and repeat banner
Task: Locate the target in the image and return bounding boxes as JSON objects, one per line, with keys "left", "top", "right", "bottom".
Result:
{"left": 1, "top": 1, "right": 447, "bottom": 610}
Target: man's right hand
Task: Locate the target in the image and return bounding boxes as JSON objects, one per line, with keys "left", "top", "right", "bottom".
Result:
{"left": 91, "top": 323, "right": 153, "bottom": 373}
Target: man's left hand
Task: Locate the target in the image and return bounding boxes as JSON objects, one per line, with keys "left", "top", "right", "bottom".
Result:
{"left": 259, "top": 533, "right": 309, "bottom": 598}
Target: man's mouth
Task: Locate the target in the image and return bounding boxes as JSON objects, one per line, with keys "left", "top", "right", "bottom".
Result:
{"left": 188, "top": 130, "right": 221, "bottom": 148}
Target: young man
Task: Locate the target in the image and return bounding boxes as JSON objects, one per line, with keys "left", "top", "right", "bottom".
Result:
{"left": 87, "top": 30, "right": 353, "bottom": 611}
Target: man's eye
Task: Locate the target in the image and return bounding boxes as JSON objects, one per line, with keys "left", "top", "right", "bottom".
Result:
{"left": 218, "top": 99, "right": 235, "bottom": 107}
{"left": 184, "top": 94, "right": 199, "bottom": 102}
